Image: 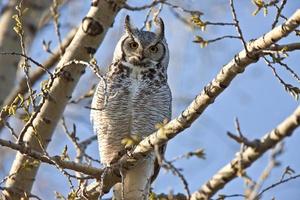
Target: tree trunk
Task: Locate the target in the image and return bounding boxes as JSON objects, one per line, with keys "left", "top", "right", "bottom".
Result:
{"left": 0, "top": 0, "right": 52, "bottom": 106}
{"left": 2, "top": 1, "right": 125, "bottom": 199}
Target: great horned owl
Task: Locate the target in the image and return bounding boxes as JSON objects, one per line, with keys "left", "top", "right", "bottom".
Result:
{"left": 90, "top": 15, "right": 171, "bottom": 200}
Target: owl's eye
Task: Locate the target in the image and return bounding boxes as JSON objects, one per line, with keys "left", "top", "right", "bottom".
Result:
{"left": 129, "top": 41, "right": 139, "bottom": 49}
{"left": 149, "top": 46, "right": 158, "bottom": 53}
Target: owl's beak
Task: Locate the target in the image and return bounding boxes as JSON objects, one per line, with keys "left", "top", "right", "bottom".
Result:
{"left": 136, "top": 55, "right": 144, "bottom": 61}
{"left": 129, "top": 55, "right": 144, "bottom": 65}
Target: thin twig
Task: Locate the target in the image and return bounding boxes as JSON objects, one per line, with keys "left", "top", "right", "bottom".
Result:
{"left": 248, "top": 143, "right": 284, "bottom": 200}
{"left": 272, "top": 0, "right": 287, "bottom": 28}
{"left": 0, "top": 138, "right": 101, "bottom": 177}
{"left": 171, "top": 9, "right": 234, "bottom": 30}
{"left": 263, "top": 56, "right": 300, "bottom": 100}
{"left": 257, "top": 173, "right": 300, "bottom": 198}
{"left": 51, "top": 0, "right": 64, "bottom": 56}
{"left": 207, "top": 35, "right": 240, "bottom": 43}
{"left": 0, "top": 52, "right": 53, "bottom": 77}
{"left": 13, "top": 1, "right": 36, "bottom": 110}
{"left": 162, "top": 159, "right": 191, "bottom": 199}
{"left": 124, "top": 0, "right": 203, "bottom": 16}
{"left": 277, "top": 60, "right": 300, "bottom": 83}
{"left": 4, "top": 122, "right": 18, "bottom": 140}
{"left": 229, "top": 0, "right": 248, "bottom": 52}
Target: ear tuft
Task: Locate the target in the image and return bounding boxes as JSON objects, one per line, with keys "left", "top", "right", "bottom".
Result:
{"left": 154, "top": 17, "right": 165, "bottom": 40}
{"left": 125, "top": 15, "right": 133, "bottom": 35}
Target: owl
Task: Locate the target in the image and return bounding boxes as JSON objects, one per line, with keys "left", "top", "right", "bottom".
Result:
{"left": 90, "top": 15, "right": 171, "bottom": 200}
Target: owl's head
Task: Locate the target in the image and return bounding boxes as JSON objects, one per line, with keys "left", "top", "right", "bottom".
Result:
{"left": 113, "top": 15, "right": 169, "bottom": 69}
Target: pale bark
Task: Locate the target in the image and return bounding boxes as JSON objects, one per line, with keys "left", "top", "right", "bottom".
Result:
{"left": 130, "top": 9, "right": 300, "bottom": 157}
{"left": 2, "top": 101, "right": 298, "bottom": 200}
{"left": 0, "top": 0, "right": 52, "bottom": 106}
{"left": 0, "top": 28, "right": 76, "bottom": 132}
{"left": 2, "top": 28, "right": 76, "bottom": 108}
{"left": 2, "top": 1, "right": 125, "bottom": 199}
{"left": 191, "top": 106, "right": 300, "bottom": 200}
{"left": 78, "top": 9, "right": 300, "bottom": 199}
{"left": 268, "top": 42, "right": 300, "bottom": 52}
{"left": 0, "top": 3, "right": 298, "bottom": 200}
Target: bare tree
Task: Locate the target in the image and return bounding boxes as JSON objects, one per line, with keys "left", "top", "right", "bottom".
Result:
{"left": 0, "top": 0, "right": 299, "bottom": 200}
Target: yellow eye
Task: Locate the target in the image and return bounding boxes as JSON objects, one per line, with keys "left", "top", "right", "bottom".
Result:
{"left": 149, "top": 46, "right": 158, "bottom": 53}
{"left": 129, "top": 41, "right": 138, "bottom": 49}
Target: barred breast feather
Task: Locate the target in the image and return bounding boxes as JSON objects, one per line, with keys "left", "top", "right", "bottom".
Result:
{"left": 90, "top": 64, "right": 171, "bottom": 165}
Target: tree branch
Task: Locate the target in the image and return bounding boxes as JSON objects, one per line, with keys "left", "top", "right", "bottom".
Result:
{"left": 0, "top": 28, "right": 76, "bottom": 132}
{"left": 0, "top": 0, "right": 52, "bottom": 106}
{"left": 2, "top": 28, "right": 76, "bottom": 108}
{"left": 2, "top": 1, "right": 125, "bottom": 199}
{"left": 78, "top": 7, "right": 300, "bottom": 200}
{"left": 0, "top": 138, "right": 101, "bottom": 177}
{"left": 268, "top": 42, "right": 300, "bottom": 52}
{"left": 191, "top": 106, "right": 300, "bottom": 199}
{"left": 0, "top": 0, "right": 297, "bottom": 199}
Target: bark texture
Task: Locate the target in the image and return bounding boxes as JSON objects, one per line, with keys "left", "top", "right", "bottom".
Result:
{"left": 2, "top": 1, "right": 125, "bottom": 199}
{"left": 131, "top": 9, "right": 300, "bottom": 158}
{"left": 191, "top": 106, "right": 300, "bottom": 200}
{"left": 78, "top": 9, "right": 300, "bottom": 199}
{"left": 0, "top": 0, "right": 52, "bottom": 106}
{"left": 0, "top": 28, "right": 76, "bottom": 132}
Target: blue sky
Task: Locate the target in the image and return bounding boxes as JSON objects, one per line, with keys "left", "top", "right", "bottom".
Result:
{"left": 1, "top": 0, "right": 300, "bottom": 199}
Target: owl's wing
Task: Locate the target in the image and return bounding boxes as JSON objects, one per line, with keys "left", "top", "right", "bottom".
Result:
{"left": 151, "top": 144, "right": 166, "bottom": 182}
{"left": 90, "top": 80, "right": 105, "bottom": 135}
{"left": 152, "top": 86, "right": 172, "bottom": 182}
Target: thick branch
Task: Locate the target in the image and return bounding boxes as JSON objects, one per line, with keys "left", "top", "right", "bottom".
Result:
{"left": 3, "top": 1, "right": 125, "bottom": 199}
{"left": 0, "top": 28, "right": 76, "bottom": 132}
{"left": 191, "top": 106, "right": 300, "bottom": 200}
{"left": 268, "top": 42, "right": 300, "bottom": 52}
{"left": 3, "top": 28, "right": 76, "bottom": 107}
{"left": 79, "top": 8, "right": 300, "bottom": 200}
{"left": 1, "top": 6, "right": 297, "bottom": 199}
{"left": 130, "top": 9, "right": 300, "bottom": 161}
{"left": 0, "top": 0, "right": 52, "bottom": 107}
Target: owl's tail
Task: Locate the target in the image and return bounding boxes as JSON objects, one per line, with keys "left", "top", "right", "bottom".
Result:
{"left": 112, "top": 156, "right": 155, "bottom": 200}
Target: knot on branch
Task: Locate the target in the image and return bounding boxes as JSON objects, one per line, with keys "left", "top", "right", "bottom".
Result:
{"left": 82, "top": 17, "right": 103, "bottom": 36}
